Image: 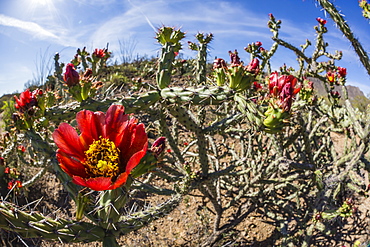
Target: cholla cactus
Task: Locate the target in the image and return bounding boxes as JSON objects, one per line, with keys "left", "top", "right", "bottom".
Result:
{"left": 1, "top": 3, "right": 370, "bottom": 246}
{"left": 156, "top": 26, "right": 186, "bottom": 89}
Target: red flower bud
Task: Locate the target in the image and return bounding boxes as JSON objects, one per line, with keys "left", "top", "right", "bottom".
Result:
{"left": 255, "top": 41, "right": 262, "bottom": 47}
{"left": 16, "top": 180, "right": 22, "bottom": 188}
{"left": 316, "top": 17, "right": 327, "bottom": 25}
{"left": 151, "top": 137, "right": 166, "bottom": 157}
{"left": 63, "top": 63, "right": 80, "bottom": 87}
{"left": 268, "top": 72, "right": 301, "bottom": 112}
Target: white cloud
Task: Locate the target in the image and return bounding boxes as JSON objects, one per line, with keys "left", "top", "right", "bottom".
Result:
{"left": 0, "top": 14, "right": 59, "bottom": 40}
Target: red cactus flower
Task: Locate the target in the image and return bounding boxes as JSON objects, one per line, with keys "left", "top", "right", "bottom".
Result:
{"left": 14, "top": 89, "right": 42, "bottom": 113}
{"left": 52, "top": 105, "right": 148, "bottom": 191}
{"left": 337, "top": 67, "right": 347, "bottom": 78}
{"left": 253, "top": 81, "right": 263, "bottom": 90}
{"left": 246, "top": 58, "right": 260, "bottom": 74}
{"left": 15, "top": 180, "right": 22, "bottom": 188}
{"left": 268, "top": 72, "right": 301, "bottom": 112}
{"left": 229, "top": 50, "right": 242, "bottom": 66}
{"left": 213, "top": 58, "right": 227, "bottom": 69}
{"left": 326, "top": 71, "right": 336, "bottom": 84}
{"left": 93, "top": 48, "right": 106, "bottom": 58}
{"left": 63, "top": 63, "right": 80, "bottom": 87}
{"left": 17, "top": 145, "right": 26, "bottom": 152}
{"left": 316, "top": 17, "right": 327, "bottom": 25}
{"left": 255, "top": 41, "right": 262, "bottom": 47}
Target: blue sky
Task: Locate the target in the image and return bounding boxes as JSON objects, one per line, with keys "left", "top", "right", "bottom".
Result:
{"left": 1, "top": 0, "right": 369, "bottom": 96}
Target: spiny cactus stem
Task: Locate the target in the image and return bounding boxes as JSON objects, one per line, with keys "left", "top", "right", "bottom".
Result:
{"left": 22, "top": 166, "right": 48, "bottom": 188}
{"left": 158, "top": 109, "right": 186, "bottom": 167}
{"left": 167, "top": 105, "right": 209, "bottom": 175}
{"left": 203, "top": 113, "right": 244, "bottom": 135}
{"left": 132, "top": 182, "right": 177, "bottom": 196}
{"left": 345, "top": 100, "right": 368, "bottom": 140}
{"left": 156, "top": 43, "right": 176, "bottom": 89}
{"left": 272, "top": 37, "right": 311, "bottom": 65}
{"left": 0, "top": 201, "right": 106, "bottom": 242}
{"left": 116, "top": 193, "right": 183, "bottom": 235}
{"left": 197, "top": 42, "right": 208, "bottom": 84}
{"left": 308, "top": 115, "right": 329, "bottom": 141}
{"left": 298, "top": 116, "right": 315, "bottom": 165}
{"left": 317, "top": 0, "right": 370, "bottom": 76}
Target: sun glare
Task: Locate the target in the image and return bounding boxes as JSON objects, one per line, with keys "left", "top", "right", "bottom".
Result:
{"left": 31, "top": 0, "right": 52, "bottom": 6}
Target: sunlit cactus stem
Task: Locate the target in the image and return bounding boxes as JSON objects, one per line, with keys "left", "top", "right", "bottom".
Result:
{"left": 156, "top": 26, "right": 185, "bottom": 89}
{"left": 359, "top": 0, "right": 370, "bottom": 19}
{"left": 189, "top": 33, "right": 213, "bottom": 84}
{"left": 77, "top": 47, "right": 90, "bottom": 71}
{"left": 316, "top": 0, "right": 370, "bottom": 76}
{"left": 53, "top": 52, "right": 63, "bottom": 81}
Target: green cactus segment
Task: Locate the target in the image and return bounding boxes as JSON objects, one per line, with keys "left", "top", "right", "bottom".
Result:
{"left": 46, "top": 91, "right": 160, "bottom": 123}
{"left": 115, "top": 193, "right": 182, "bottom": 235}
{"left": 263, "top": 105, "right": 290, "bottom": 133}
{"left": 234, "top": 93, "right": 264, "bottom": 127}
{"left": 203, "top": 113, "right": 244, "bottom": 134}
{"left": 167, "top": 105, "right": 201, "bottom": 134}
{"left": 161, "top": 86, "right": 233, "bottom": 105}
{"left": 189, "top": 33, "right": 213, "bottom": 84}
{"left": 159, "top": 110, "right": 186, "bottom": 165}
{"left": 0, "top": 201, "right": 105, "bottom": 242}
{"left": 157, "top": 43, "right": 177, "bottom": 89}
{"left": 167, "top": 105, "right": 209, "bottom": 175}
{"left": 120, "top": 91, "right": 160, "bottom": 113}
{"left": 156, "top": 27, "right": 186, "bottom": 89}
{"left": 97, "top": 184, "right": 131, "bottom": 229}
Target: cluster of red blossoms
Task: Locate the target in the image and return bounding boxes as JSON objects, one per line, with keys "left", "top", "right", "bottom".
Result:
{"left": 268, "top": 72, "right": 301, "bottom": 112}
{"left": 4, "top": 167, "right": 22, "bottom": 190}
{"left": 326, "top": 66, "right": 347, "bottom": 85}
{"left": 93, "top": 48, "right": 107, "bottom": 59}
{"left": 14, "top": 89, "right": 43, "bottom": 113}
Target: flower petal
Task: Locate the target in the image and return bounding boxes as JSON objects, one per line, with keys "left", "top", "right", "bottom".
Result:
{"left": 109, "top": 172, "right": 129, "bottom": 190}
{"left": 125, "top": 147, "right": 147, "bottom": 174}
{"left": 77, "top": 109, "right": 105, "bottom": 146}
{"left": 56, "top": 152, "right": 87, "bottom": 178}
{"left": 105, "top": 105, "right": 129, "bottom": 144}
{"left": 53, "top": 123, "right": 85, "bottom": 160}
{"left": 72, "top": 176, "right": 113, "bottom": 191}
{"left": 125, "top": 123, "right": 148, "bottom": 161}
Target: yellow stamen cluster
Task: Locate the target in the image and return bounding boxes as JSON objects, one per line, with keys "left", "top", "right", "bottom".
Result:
{"left": 84, "top": 138, "right": 120, "bottom": 178}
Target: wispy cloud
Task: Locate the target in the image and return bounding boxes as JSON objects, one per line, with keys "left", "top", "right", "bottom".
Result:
{"left": 0, "top": 14, "right": 59, "bottom": 40}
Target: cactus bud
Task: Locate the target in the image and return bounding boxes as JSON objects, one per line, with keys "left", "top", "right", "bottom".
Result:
{"left": 63, "top": 63, "right": 80, "bottom": 87}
